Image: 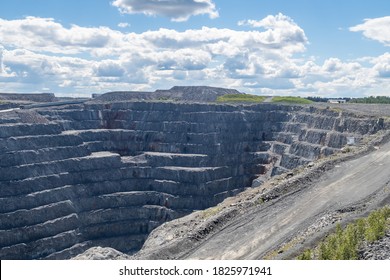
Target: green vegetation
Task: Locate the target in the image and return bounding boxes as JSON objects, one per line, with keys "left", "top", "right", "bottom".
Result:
{"left": 349, "top": 96, "right": 390, "bottom": 104}
{"left": 271, "top": 96, "right": 313, "bottom": 104}
{"left": 216, "top": 94, "right": 266, "bottom": 103}
{"left": 298, "top": 249, "right": 312, "bottom": 260}
{"left": 298, "top": 207, "right": 390, "bottom": 260}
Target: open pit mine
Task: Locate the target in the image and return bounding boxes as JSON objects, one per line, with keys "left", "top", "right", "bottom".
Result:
{"left": 0, "top": 87, "right": 389, "bottom": 260}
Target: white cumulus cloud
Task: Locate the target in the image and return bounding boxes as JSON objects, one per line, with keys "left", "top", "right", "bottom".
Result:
{"left": 371, "top": 52, "right": 390, "bottom": 78}
{"left": 111, "top": 0, "right": 219, "bottom": 22}
{"left": 238, "top": 13, "right": 308, "bottom": 53}
{"left": 118, "top": 22, "right": 131, "bottom": 28}
{"left": 0, "top": 17, "right": 121, "bottom": 54}
{"left": 350, "top": 16, "right": 390, "bottom": 46}
{"left": 1, "top": 15, "right": 390, "bottom": 97}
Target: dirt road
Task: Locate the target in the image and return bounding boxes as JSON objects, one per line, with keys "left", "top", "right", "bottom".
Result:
{"left": 180, "top": 140, "right": 390, "bottom": 259}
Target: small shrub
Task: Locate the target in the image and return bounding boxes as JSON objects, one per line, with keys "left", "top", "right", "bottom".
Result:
{"left": 355, "top": 218, "right": 366, "bottom": 240}
{"left": 298, "top": 249, "right": 312, "bottom": 260}
{"left": 319, "top": 241, "right": 332, "bottom": 260}
{"left": 365, "top": 209, "right": 388, "bottom": 242}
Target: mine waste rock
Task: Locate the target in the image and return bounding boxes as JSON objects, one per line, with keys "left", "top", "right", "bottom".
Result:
{"left": 96, "top": 86, "right": 243, "bottom": 102}
{"left": 0, "top": 99, "right": 386, "bottom": 259}
{"left": 0, "top": 93, "right": 56, "bottom": 103}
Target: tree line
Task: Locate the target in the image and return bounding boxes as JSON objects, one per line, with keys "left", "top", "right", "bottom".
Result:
{"left": 348, "top": 96, "right": 390, "bottom": 104}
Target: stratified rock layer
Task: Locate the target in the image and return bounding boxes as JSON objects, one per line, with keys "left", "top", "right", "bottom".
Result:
{"left": 0, "top": 101, "right": 384, "bottom": 259}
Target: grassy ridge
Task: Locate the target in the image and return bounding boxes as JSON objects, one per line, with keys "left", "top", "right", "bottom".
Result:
{"left": 298, "top": 206, "right": 390, "bottom": 260}
{"left": 216, "top": 94, "right": 266, "bottom": 103}
{"left": 271, "top": 96, "right": 313, "bottom": 104}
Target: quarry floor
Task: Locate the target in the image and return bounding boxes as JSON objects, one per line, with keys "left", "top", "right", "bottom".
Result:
{"left": 132, "top": 131, "right": 390, "bottom": 260}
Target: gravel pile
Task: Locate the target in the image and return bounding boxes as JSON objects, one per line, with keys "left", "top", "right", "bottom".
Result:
{"left": 300, "top": 212, "right": 343, "bottom": 240}
{"left": 96, "top": 86, "right": 244, "bottom": 103}
{"left": 16, "top": 110, "right": 49, "bottom": 124}
{"left": 95, "top": 91, "right": 153, "bottom": 102}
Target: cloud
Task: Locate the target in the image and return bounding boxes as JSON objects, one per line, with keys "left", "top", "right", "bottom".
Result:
{"left": 118, "top": 22, "right": 131, "bottom": 28}
{"left": 141, "top": 24, "right": 307, "bottom": 55}
{"left": 95, "top": 60, "right": 126, "bottom": 77}
{"left": 0, "top": 17, "right": 120, "bottom": 54}
{"left": 111, "top": 0, "right": 219, "bottom": 22}
{"left": 298, "top": 58, "right": 377, "bottom": 96}
{"left": 237, "top": 13, "right": 308, "bottom": 52}
{"left": 371, "top": 52, "right": 390, "bottom": 78}
{"left": 239, "top": 13, "right": 299, "bottom": 29}
{"left": 322, "top": 58, "right": 361, "bottom": 74}
{"left": 0, "top": 15, "right": 307, "bottom": 57}
{"left": 350, "top": 16, "right": 390, "bottom": 46}
{"left": 0, "top": 45, "right": 5, "bottom": 75}
{"left": 2, "top": 48, "right": 94, "bottom": 84}
{"left": 1, "top": 15, "right": 390, "bottom": 97}
{"left": 155, "top": 48, "right": 211, "bottom": 70}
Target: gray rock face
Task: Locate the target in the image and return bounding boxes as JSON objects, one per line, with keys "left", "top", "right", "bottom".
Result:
{"left": 0, "top": 101, "right": 384, "bottom": 259}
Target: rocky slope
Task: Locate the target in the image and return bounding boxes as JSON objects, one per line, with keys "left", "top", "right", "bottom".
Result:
{"left": 0, "top": 99, "right": 386, "bottom": 259}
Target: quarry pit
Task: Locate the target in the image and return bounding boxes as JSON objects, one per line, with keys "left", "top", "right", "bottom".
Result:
{"left": 0, "top": 88, "right": 389, "bottom": 260}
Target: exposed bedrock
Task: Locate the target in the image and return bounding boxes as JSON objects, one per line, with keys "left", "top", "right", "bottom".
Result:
{"left": 0, "top": 101, "right": 385, "bottom": 259}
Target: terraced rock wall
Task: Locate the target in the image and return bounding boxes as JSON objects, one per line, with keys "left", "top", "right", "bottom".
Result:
{"left": 0, "top": 102, "right": 384, "bottom": 259}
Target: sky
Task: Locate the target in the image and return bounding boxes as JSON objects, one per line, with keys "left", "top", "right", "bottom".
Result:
{"left": 0, "top": 0, "right": 389, "bottom": 97}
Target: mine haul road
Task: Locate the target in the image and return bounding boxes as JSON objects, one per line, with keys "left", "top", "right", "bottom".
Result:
{"left": 181, "top": 140, "right": 390, "bottom": 260}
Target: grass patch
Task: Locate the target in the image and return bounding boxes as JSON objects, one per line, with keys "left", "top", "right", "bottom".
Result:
{"left": 298, "top": 249, "right": 312, "bottom": 260}
{"left": 216, "top": 94, "right": 266, "bottom": 103}
{"left": 298, "top": 207, "right": 390, "bottom": 260}
{"left": 271, "top": 96, "right": 313, "bottom": 104}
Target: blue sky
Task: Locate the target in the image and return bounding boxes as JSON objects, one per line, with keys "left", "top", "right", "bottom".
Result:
{"left": 0, "top": 0, "right": 389, "bottom": 97}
